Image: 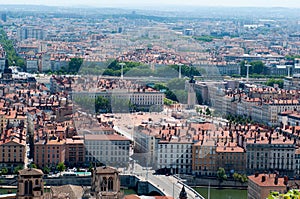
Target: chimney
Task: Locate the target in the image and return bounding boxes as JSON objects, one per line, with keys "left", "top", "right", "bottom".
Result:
{"left": 255, "top": 172, "right": 259, "bottom": 177}
{"left": 284, "top": 176, "right": 288, "bottom": 186}
{"left": 274, "top": 176, "right": 279, "bottom": 185}
{"left": 292, "top": 126, "right": 295, "bottom": 134}
{"left": 261, "top": 175, "right": 266, "bottom": 182}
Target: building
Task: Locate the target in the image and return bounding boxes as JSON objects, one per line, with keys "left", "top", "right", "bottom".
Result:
{"left": 17, "top": 168, "right": 44, "bottom": 199}
{"left": 0, "top": 58, "right": 5, "bottom": 72}
{"left": 192, "top": 140, "right": 217, "bottom": 176}
{"left": 91, "top": 166, "right": 121, "bottom": 199}
{"left": 84, "top": 134, "right": 131, "bottom": 167}
{"left": 187, "top": 77, "right": 196, "bottom": 109}
{"left": 17, "top": 27, "right": 45, "bottom": 41}
{"left": 248, "top": 173, "right": 287, "bottom": 199}
{"left": 0, "top": 128, "right": 26, "bottom": 173}
{"left": 246, "top": 134, "right": 295, "bottom": 177}
{"left": 34, "top": 139, "right": 66, "bottom": 169}
{"left": 284, "top": 74, "right": 300, "bottom": 90}
{"left": 157, "top": 139, "right": 193, "bottom": 174}
{"left": 1, "top": 13, "right": 6, "bottom": 22}
{"left": 133, "top": 125, "right": 160, "bottom": 168}
{"left": 47, "top": 185, "right": 84, "bottom": 199}
{"left": 26, "top": 59, "right": 39, "bottom": 73}
{"left": 70, "top": 77, "right": 165, "bottom": 112}
{"left": 65, "top": 136, "right": 85, "bottom": 167}
{"left": 215, "top": 143, "right": 245, "bottom": 174}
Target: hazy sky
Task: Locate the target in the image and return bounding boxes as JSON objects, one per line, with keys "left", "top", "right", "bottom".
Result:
{"left": 0, "top": 0, "right": 299, "bottom": 8}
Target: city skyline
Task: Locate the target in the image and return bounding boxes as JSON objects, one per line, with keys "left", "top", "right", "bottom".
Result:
{"left": 0, "top": 0, "right": 300, "bottom": 8}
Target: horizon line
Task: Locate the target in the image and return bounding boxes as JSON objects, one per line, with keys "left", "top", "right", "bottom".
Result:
{"left": 0, "top": 3, "right": 299, "bottom": 9}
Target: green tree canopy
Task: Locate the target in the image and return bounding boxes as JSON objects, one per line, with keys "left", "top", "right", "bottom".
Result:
{"left": 43, "top": 166, "right": 50, "bottom": 174}
{"left": 14, "top": 165, "right": 23, "bottom": 174}
{"left": 56, "top": 162, "right": 66, "bottom": 173}
{"left": 68, "top": 58, "right": 83, "bottom": 74}
{"left": 0, "top": 168, "right": 8, "bottom": 175}
{"left": 266, "top": 78, "right": 284, "bottom": 89}
{"left": 0, "top": 29, "right": 25, "bottom": 69}
{"left": 217, "top": 167, "right": 227, "bottom": 183}
{"left": 240, "top": 61, "right": 266, "bottom": 76}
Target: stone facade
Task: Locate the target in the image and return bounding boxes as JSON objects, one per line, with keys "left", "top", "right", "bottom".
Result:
{"left": 17, "top": 168, "right": 44, "bottom": 199}
{"left": 91, "top": 166, "right": 121, "bottom": 199}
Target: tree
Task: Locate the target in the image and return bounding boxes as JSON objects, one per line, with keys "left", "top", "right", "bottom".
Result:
{"left": 205, "top": 107, "right": 211, "bottom": 116}
{"left": 43, "top": 166, "right": 50, "bottom": 174}
{"left": 268, "top": 189, "right": 300, "bottom": 199}
{"left": 68, "top": 58, "right": 83, "bottom": 74}
{"left": 56, "top": 162, "right": 66, "bottom": 174}
{"left": 240, "top": 61, "right": 266, "bottom": 76}
{"left": 95, "top": 96, "right": 110, "bottom": 113}
{"left": 217, "top": 167, "right": 227, "bottom": 183}
{"left": 29, "top": 163, "right": 37, "bottom": 169}
{"left": 233, "top": 172, "right": 239, "bottom": 182}
{"left": 1, "top": 168, "right": 8, "bottom": 175}
{"left": 266, "top": 79, "right": 284, "bottom": 89}
{"left": 14, "top": 165, "right": 23, "bottom": 174}
{"left": 166, "top": 78, "right": 186, "bottom": 90}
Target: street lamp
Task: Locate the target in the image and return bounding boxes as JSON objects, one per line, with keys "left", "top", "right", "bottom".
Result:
{"left": 178, "top": 63, "right": 183, "bottom": 79}
{"left": 172, "top": 182, "right": 175, "bottom": 198}
{"left": 245, "top": 62, "right": 251, "bottom": 83}
{"left": 119, "top": 63, "right": 125, "bottom": 79}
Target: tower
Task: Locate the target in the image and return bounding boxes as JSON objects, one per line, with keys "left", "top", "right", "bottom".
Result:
{"left": 187, "top": 76, "right": 196, "bottom": 109}
{"left": 1, "top": 59, "right": 13, "bottom": 83}
{"left": 91, "top": 166, "right": 121, "bottom": 199}
{"left": 179, "top": 186, "right": 187, "bottom": 199}
{"left": 17, "top": 168, "right": 44, "bottom": 199}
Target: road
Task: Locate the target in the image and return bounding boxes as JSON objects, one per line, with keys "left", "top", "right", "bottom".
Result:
{"left": 131, "top": 163, "right": 204, "bottom": 199}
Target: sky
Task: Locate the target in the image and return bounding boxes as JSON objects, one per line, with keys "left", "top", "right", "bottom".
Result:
{"left": 0, "top": 0, "right": 299, "bottom": 8}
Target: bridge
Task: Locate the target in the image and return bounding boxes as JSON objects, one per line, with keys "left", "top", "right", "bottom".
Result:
{"left": 115, "top": 124, "right": 205, "bottom": 198}
{"left": 126, "top": 163, "right": 205, "bottom": 199}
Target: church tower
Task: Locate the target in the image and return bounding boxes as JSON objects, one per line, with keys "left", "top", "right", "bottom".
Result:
{"left": 179, "top": 185, "right": 188, "bottom": 199}
{"left": 187, "top": 76, "right": 196, "bottom": 109}
{"left": 17, "top": 168, "right": 44, "bottom": 199}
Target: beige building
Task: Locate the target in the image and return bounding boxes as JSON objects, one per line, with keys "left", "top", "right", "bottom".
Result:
{"left": 248, "top": 173, "right": 287, "bottom": 199}
{"left": 91, "top": 166, "right": 121, "bottom": 199}
{"left": 0, "top": 134, "right": 26, "bottom": 173}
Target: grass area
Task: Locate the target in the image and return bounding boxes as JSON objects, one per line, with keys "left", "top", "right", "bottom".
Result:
{"left": 122, "top": 188, "right": 137, "bottom": 195}
{"left": 0, "top": 188, "right": 16, "bottom": 195}
{"left": 193, "top": 187, "right": 247, "bottom": 199}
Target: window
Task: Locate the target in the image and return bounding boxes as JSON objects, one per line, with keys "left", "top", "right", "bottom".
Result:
{"left": 108, "top": 177, "right": 113, "bottom": 191}
{"left": 101, "top": 177, "right": 107, "bottom": 191}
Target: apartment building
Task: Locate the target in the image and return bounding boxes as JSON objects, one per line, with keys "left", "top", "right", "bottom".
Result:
{"left": 65, "top": 136, "right": 85, "bottom": 167}
{"left": 0, "top": 135, "right": 26, "bottom": 173}
{"left": 157, "top": 139, "right": 193, "bottom": 174}
{"left": 248, "top": 173, "right": 286, "bottom": 199}
{"left": 192, "top": 140, "right": 217, "bottom": 176}
{"left": 26, "top": 59, "right": 39, "bottom": 73}
{"left": 133, "top": 125, "right": 159, "bottom": 168}
{"left": 34, "top": 139, "right": 66, "bottom": 169}
{"left": 246, "top": 135, "right": 295, "bottom": 176}
{"left": 284, "top": 74, "right": 300, "bottom": 90}
{"left": 216, "top": 143, "right": 245, "bottom": 174}
{"left": 84, "top": 134, "right": 131, "bottom": 167}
